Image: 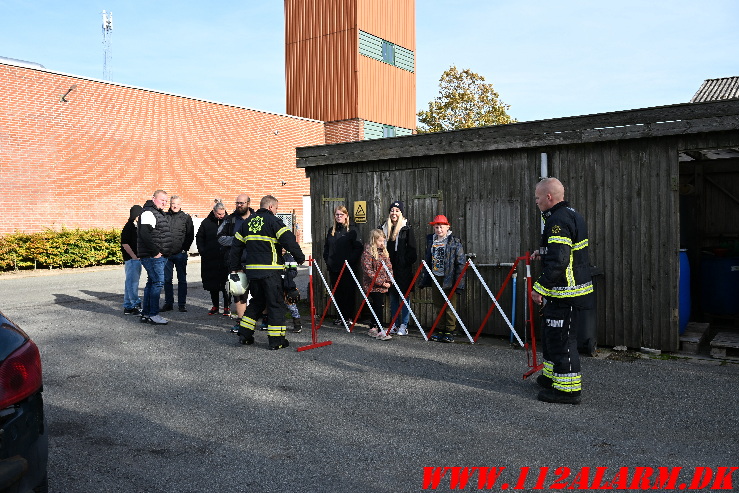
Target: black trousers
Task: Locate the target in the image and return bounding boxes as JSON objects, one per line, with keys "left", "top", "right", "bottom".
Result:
{"left": 368, "top": 291, "right": 385, "bottom": 329}
{"left": 540, "top": 298, "right": 582, "bottom": 393}
{"left": 240, "top": 273, "right": 287, "bottom": 346}
{"left": 330, "top": 269, "right": 357, "bottom": 320}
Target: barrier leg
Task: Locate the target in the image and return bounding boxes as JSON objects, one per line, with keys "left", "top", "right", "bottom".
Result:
{"left": 522, "top": 253, "right": 543, "bottom": 378}
{"left": 344, "top": 260, "right": 383, "bottom": 332}
{"left": 298, "top": 257, "right": 332, "bottom": 352}
{"left": 424, "top": 260, "right": 474, "bottom": 343}
{"left": 316, "top": 263, "right": 347, "bottom": 330}
{"left": 382, "top": 262, "right": 426, "bottom": 340}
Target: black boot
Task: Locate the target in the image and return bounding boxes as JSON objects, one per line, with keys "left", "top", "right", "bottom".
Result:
{"left": 537, "top": 388, "right": 581, "bottom": 405}
{"left": 268, "top": 335, "right": 289, "bottom": 350}
{"left": 536, "top": 374, "right": 553, "bottom": 389}
{"left": 237, "top": 328, "right": 255, "bottom": 345}
{"left": 291, "top": 317, "right": 302, "bottom": 333}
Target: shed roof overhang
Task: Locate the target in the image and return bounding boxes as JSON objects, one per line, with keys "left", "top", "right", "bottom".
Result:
{"left": 297, "top": 99, "right": 739, "bottom": 168}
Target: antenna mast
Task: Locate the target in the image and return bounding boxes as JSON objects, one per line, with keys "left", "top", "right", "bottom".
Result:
{"left": 102, "top": 10, "right": 113, "bottom": 81}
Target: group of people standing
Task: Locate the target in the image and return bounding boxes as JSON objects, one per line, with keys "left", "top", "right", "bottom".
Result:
{"left": 120, "top": 191, "right": 304, "bottom": 351}
{"left": 120, "top": 190, "right": 194, "bottom": 325}
{"left": 121, "top": 177, "right": 594, "bottom": 404}
{"left": 323, "top": 199, "right": 467, "bottom": 343}
{"left": 323, "top": 177, "right": 593, "bottom": 405}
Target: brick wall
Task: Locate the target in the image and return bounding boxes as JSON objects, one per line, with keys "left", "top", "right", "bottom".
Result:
{"left": 324, "top": 119, "right": 365, "bottom": 144}
{"left": 0, "top": 62, "right": 325, "bottom": 241}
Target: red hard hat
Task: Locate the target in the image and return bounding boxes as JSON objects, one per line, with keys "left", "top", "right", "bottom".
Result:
{"left": 429, "top": 214, "right": 449, "bottom": 225}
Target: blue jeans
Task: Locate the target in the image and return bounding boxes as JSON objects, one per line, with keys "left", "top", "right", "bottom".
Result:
{"left": 164, "top": 251, "right": 188, "bottom": 307}
{"left": 389, "top": 291, "right": 410, "bottom": 326}
{"left": 123, "top": 259, "right": 142, "bottom": 309}
{"left": 141, "top": 256, "right": 167, "bottom": 317}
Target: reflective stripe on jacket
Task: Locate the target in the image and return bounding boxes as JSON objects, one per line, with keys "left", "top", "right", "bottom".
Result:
{"left": 228, "top": 208, "right": 305, "bottom": 279}
{"left": 533, "top": 201, "right": 594, "bottom": 301}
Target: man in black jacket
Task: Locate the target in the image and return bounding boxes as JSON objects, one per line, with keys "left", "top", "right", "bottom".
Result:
{"left": 532, "top": 178, "right": 594, "bottom": 405}
{"left": 218, "top": 193, "right": 254, "bottom": 331}
{"left": 229, "top": 195, "right": 305, "bottom": 350}
{"left": 138, "top": 189, "right": 174, "bottom": 325}
{"left": 162, "top": 195, "right": 194, "bottom": 312}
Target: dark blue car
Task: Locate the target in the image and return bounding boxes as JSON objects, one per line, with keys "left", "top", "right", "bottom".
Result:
{"left": 0, "top": 310, "right": 48, "bottom": 492}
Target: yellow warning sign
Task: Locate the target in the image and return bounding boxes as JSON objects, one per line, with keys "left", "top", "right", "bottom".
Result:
{"left": 354, "top": 201, "right": 367, "bottom": 224}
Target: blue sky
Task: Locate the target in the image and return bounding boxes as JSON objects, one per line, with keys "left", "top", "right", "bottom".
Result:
{"left": 2, "top": 0, "right": 737, "bottom": 123}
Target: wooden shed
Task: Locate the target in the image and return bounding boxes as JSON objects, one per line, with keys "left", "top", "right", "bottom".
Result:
{"left": 297, "top": 99, "right": 739, "bottom": 351}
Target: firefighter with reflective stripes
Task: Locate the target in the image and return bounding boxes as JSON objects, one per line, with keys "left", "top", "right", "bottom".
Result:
{"left": 532, "top": 178, "right": 594, "bottom": 405}
{"left": 228, "top": 195, "right": 305, "bottom": 350}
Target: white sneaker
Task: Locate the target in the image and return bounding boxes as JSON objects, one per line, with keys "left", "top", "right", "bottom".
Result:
{"left": 389, "top": 324, "right": 399, "bottom": 335}
{"left": 376, "top": 330, "right": 392, "bottom": 341}
{"left": 148, "top": 315, "right": 169, "bottom": 325}
{"left": 397, "top": 324, "right": 408, "bottom": 336}
{"left": 367, "top": 327, "right": 380, "bottom": 338}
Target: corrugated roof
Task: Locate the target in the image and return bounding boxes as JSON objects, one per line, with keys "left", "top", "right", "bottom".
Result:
{"left": 690, "top": 76, "right": 739, "bottom": 102}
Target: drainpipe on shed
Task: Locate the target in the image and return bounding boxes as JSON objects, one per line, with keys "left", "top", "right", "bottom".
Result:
{"left": 540, "top": 152, "right": 548, "bottom": 180}
{"left": 540, "top": 152, "right": 548, "bottom": 234}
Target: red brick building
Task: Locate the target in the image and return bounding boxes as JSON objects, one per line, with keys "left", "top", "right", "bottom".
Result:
{"left": 0, "top": 60, "right": 324, "bottom": 240}
{"left": 0, "top": 0, "right": 416, "bottom": 241}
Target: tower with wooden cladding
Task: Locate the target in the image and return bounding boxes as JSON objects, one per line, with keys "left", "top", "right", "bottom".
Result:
{"left": 285, "top": 0, "right": 415, "bottom": 142}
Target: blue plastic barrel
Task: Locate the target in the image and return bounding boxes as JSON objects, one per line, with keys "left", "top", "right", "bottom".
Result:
{"left": 679, "top": 250, "right": 690, "bottom": 334}
{"left": 700, "top": 255, "right": 739, "bottom": 315}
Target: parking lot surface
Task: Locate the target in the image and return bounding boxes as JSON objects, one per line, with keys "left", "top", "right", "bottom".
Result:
{"left": 1, "top": 260, "right": 737, "bottom": 492}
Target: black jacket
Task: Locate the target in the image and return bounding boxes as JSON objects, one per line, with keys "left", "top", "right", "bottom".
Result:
{"left": 168, "top": 210, "right": 194, "bottom": 253}
{"left": 380, "top": 220, "right": 417, "bottom": 293}
{"left": 533, "top": 200, "right": 594, "bottom": 307}
{"left": 137, "top": 200, "right": 172, "bottom": 258}
{"left": 418, "top": 232, "right": 466, "bottom": 291}
{"left": 229, "top": 208, "right": 305, "bottom": 279}
{"left": 323, "top": 223, "right": 362, "bottom": 272}
{"left": 217, "top": 209, "right": 253, "bottom": 268}
{"left": 196, "top": 210, "right": 227, "bottom": 291}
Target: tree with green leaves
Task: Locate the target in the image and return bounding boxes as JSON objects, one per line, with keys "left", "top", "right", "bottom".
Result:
{"left": 417, "top": 65, "right": 515, "bottom": 133}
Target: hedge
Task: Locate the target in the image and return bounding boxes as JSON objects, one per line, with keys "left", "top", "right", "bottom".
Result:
{"left": 0, "top": 228, "right": 122, "bottom": 271}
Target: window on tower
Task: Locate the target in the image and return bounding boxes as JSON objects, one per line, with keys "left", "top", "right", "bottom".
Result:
{"left": 358, "top": 30, "right": 414, "bottom": 72}
{"left": 381, "top": 40, "right": 395, "bottom": 65}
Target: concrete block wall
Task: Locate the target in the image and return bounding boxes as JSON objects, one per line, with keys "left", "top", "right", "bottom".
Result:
{"left": 0, "top": 62, "right": 325, "bottom": 240}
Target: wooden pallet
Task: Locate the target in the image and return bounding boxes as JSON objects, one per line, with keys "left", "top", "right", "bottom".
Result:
{"left": 710, "top": 331, "right": 739, "bottom": 360}
{"left": 679, "top": 322, "right": 710, "bottom": 354}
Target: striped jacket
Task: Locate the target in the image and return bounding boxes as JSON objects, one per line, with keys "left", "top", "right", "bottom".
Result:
{"left": 228, "top": 208, "right": 304, "bottom": 279}
{"left": 533, "top": 201, "right": 594, "bottom": 304}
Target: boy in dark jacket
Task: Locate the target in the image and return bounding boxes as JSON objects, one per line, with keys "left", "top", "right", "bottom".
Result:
{"left": 419, "top": 214, "right": 466, "bottom": 343}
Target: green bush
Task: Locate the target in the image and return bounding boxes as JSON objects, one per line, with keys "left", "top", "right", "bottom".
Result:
{"left": 0, "top": 228, "right": 122, "bottom": 271}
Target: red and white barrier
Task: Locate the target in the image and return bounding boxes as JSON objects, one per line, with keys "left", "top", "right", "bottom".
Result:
{"left": 302, "top": 252, "right": 544, "bottom": 378}
{"left": 297, "top": 257, "right": 332, "bottom": 352}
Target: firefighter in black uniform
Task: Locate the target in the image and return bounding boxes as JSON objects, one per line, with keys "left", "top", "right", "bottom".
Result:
{"left": 532, "top": 178, "right": 594, "bottom": 405}
{"left": 228, "top": 195, "right": 305, "bottom": 350}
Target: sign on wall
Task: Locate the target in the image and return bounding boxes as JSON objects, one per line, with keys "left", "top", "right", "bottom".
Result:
{"left": 354, "top": 201, "right": 367, "bottom": 224}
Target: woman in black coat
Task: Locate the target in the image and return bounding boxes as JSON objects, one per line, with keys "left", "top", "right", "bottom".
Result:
{"left": 196, "top": 202, "right": 231, "bottom": 316}
{"left": 380, "top": 200, "right": 417, "bottom": 336}
{"left": 323, "top": 205, "right": 363, "bottom": 325}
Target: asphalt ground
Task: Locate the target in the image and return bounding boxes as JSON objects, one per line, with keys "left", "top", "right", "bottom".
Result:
{"left": 1, "top": 257, "right": 738, "bottom": 493}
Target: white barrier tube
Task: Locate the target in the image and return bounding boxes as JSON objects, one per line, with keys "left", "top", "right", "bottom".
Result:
{"left": 381, "top": 260, "right": 427, "bottom": 341}
{"left": 313, "top": 262, "right": 350, "bottom": 332}
{"left": 422, "top": 260, "right": 473, "bottom": 344}
{"left": 468, "top": 259, "right": 524, "bottom": 347}
{"left": 344, "top": 260, "right": 383, "bottom": 332}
